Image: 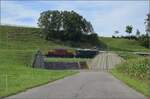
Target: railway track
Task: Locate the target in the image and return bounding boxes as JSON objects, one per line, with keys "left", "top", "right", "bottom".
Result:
{"left": 89, "top": 52, "right": 123, "bottom": 70}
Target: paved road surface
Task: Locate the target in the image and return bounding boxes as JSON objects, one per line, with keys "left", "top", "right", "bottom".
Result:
{"left": 6, "top": 71, "right": 147, "bottom": 99}
{"left": 5, "top": 52, "right": 147, "bottom": 99}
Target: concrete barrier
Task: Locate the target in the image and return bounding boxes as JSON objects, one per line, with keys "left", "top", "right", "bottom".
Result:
{"left": 44, "top": 62, "right": 88, "bottom": 70}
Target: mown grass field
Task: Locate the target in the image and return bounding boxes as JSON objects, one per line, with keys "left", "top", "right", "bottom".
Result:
{"left": 111, "top": 52, "right": 150, "bottom": 97}
{"left": 45, "top": 58, "right": 89, "bottom": 62}
{"left": 0, "top": 25, "right": 77, "bottom": 98}
{"left": 100, "top": 37, "right": 149, "bottom": 52}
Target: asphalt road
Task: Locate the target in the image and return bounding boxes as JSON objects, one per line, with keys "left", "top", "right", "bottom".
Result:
{"left": 5, "top": 52, "right": 147, "bottom": 99}
{"left": 6, "top": 71, "right": 146, "bottom": 99}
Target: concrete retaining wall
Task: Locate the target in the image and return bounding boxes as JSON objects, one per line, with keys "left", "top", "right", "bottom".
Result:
{"left": 44, "top": 62, "right": 88, "bottom": 70}
{"left": 32, "top": 50, "right": 45, "bottom": 69}
{"left": 32, "top": 50, "right": 88, "bottom": 70}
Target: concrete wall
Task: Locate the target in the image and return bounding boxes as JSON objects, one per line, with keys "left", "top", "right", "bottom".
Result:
{"left": 32, "top": 50, "right": 45, "bottom": 69}
{"left": 32, "top": 50, "right": 88, "bottom": 70}
{"left": 44, "top": 62, "right": 88, "bottom": 70}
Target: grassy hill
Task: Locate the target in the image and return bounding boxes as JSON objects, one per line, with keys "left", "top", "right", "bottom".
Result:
{"left": 0, "top": 25, "right": 149, "bottom": 97}
{"left": 100, "top": 37, "right": 149, "bottom": 52}
{"left": 0, "top": 25, "right": 70, "bottom": 50}
{"left": 0, "top": 25, "right": 77, "bottom": 97}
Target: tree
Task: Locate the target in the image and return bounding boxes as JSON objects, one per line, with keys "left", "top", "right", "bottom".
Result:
{"left": 138, "top": 13, "right": 150, "bottom": 48}
{"left": 38, "top": 10, "right": 96, "bottom": 42}
{"left": 125, "top": 25, "right": 133, "bottom": 39}
{"left": 136, "top": 29, "right": 140, "bottom": 38}
{"left": 38, "top": 10, "right": 62, "bottom": 39}
{"left": 145, "top": 12, "right": 150, "bottom": 34}
{"left": 145, "top": 12, "right": 150, "bottom": 48}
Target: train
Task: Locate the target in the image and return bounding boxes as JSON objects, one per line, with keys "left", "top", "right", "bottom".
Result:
{"left": 46, "top": 49, "right": 75, "bottom": 58}
{"left": 45, "top": 48, "right": 99, "bottom": 58}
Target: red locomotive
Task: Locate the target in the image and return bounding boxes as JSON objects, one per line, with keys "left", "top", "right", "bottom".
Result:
{"left": 46, "top": 49, "right": 75, "bottom": 58}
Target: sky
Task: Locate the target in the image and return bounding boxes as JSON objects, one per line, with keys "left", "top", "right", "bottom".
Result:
{"left": 1, "top": 0, "right": 149, "bottom": 37}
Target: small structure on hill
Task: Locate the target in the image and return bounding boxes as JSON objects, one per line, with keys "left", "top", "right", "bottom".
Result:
{"left": 32, "top": 50, "right": 45, "bottom": 68}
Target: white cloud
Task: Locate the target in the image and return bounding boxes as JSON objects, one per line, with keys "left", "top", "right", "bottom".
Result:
{"left": 90, "top": 2, "right": 149, "bottom": 36}
{"left": 1, "top": 1, "right": 40, "bottom": 27}
{"left": 1, "top": 1, "right": 149, "bottom": 36}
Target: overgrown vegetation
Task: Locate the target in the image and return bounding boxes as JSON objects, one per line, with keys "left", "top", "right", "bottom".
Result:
{"left": 116, "top": 56, "right": 150, "bottom": 81}
{"left": 111, "top": 52, "right": 150, "bottom": 97}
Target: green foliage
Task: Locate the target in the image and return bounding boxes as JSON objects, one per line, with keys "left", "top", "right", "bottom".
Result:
{"left": 38, "top": 10, "right": 99, "bottom": 44}
{"left": 125, "top": 25, "right": 133, "bottom": 35}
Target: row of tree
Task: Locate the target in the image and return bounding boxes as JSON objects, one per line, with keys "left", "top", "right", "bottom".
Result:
{"left": 114, "top": 25, "right": 138, "bottom": 39}
{"left": 112, "top": 25, "right": 150, "bottom": 47}
{"left": 112, "top": 12, "right": 150, "bottom": 48}
{"left": 38, "top": 10, "right": 99, "bottom": 44}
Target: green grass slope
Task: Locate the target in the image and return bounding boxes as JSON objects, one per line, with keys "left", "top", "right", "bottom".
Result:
{"left": 0, "top": 25, "right": 69, "bottom": 50}
{"left": 100, "top": 37, "right": 149, "bottom": 52}
{"left": 0, "top": 50, "right": 76, "bottom": 97}
{"left": 111, "top": 52, "right": 150, "bottom": 97}
{"left": 0, "top": 25, "right": 77, "bottom": 97}
{"left": 1, "top": 25, "right": 149, "bottom": 97}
